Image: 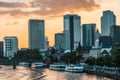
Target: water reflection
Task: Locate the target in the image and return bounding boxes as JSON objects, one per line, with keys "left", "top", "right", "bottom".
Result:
{"left": 0, "top": 66, "right": 113, "bottom": 80}
{"left": 39, "top": 69, "right": 113, "bottom": 80}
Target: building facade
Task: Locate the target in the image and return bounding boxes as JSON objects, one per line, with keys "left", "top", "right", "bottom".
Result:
{"left": 111, "top": 25, "right": 120, "bottom": 45}
{"left": 99, "top": 36, "right": 112, "bottom": 48}
{"left": 55, "top": 33, "right": 65, "bottom": 50}
{"left": 101, "top": 10, "right": 116, "bottom": 36}
{"left": 64, "top": 14, "right": 81, "bottom": 51}
{"left": 82, "top": 24, "right": 96, "bottom": 48}
{"left": 28, "top": 19, "right": 45, "bottom": 50}
{"left": 3, "top": 37, "right": 18, "bottom": 58}
{"left": 0, "top": 41, "right": 3, "bottom": 57}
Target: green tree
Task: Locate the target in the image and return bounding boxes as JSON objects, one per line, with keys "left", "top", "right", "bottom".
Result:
{"left": 85, "top": 57, "right": 96, "bottom": 66}
{"left": 60, "top": 52, "right": 83, "bottom": 64}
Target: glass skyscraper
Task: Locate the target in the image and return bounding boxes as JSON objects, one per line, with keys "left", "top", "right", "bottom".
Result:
{"left": 28, "top": 19, "right": 45, "bottom": 50}
{"left": 64, "top": 14, "right": 81, "bottom": 51}
{"left": 82, "top": 24, "right": 96, "bottom": 48}
{"left": 55, "top": 33, "right": 65, "bottom": 50}
{"left": 111, "top": 25, "right": 120, "bottom": 46}
{"left": 101, "top": 10, "right": 116, "bottom": 36}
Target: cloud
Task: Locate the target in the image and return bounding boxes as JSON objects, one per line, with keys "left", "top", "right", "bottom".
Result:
{"left": 6, "top": 21, "right": 19, "bottom": 25}
{"left": 0, "top": 0, "right": 100, "bottom": 18}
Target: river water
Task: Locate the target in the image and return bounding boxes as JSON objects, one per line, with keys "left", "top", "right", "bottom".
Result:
{"left": 0, "top": 65, "right": 113, "bottom": 80}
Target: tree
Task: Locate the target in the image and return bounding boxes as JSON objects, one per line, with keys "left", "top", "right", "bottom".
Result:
{"left": 85, "top": 57, "right": 96, "bottom": 66}
{"left": 15, "top": 49, "right": 43, "bottom": 63}
{"left": 112, "top": 48, "right": 120, "bottom": 67}
{"left": 60, "top": 52, "right": 83, "bottom": 64}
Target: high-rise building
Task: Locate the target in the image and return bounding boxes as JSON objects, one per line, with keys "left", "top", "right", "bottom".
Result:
{"left": 99, "top": 36, "right": 112, "bottom": 48}
{"left": 101, "top": 10, "right": 116, "bottom": 36}
{"left": 64, "top": 14, "right": 81, "bottom": 51}
{"left": 111, "top": 25, "right": 120, "bottom": 45}
{"left": 0, "top": 41, "right": 3, "bottom": 57}
{"left": 55, "top": 33, "right": 65, "bottom": 50}
{"left": 3, "top": 37, "right": 18, "bottom": 58}
{"left": 82, "top": 24, "right": 96, "bottom": 48}
{"left": 28, "top": 19, "right": 45, "bottom": 50}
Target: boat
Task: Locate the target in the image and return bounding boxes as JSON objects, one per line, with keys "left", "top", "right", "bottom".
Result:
{"left": 49, "top": 63, "right": 66, "bottom": 71}
{"left": 19, "top": 62, "right": 29, "bottom": 67}
{"left": 32, "top": 62, "right": 44, "bottom": 68}
{"left": 65, "top": 64, "right": 84, "bottom": 73}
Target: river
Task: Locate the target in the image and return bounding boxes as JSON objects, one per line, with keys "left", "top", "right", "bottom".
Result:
{"left": 0, "top": 65, "right": 113, "bottom": 80}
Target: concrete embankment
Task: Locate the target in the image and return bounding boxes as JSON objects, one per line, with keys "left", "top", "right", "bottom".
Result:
{"left": 84, "top": 66, "right": 120, "bottom": 80}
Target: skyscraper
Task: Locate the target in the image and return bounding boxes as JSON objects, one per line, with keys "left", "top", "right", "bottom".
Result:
{"left": 28, "top": 19, "right": 45, "bottom": 50}
{"left": 64, "top": 14, "right": 81, "bottom": 51}
{"left": 3, "top": 36, "right": 18, "bottom": 58}
{"left": 82, "top": 24, "right": 96, "bottom": 48}
{"left": 111, "top": 25, "right": 120, "bottom": 45}
{"left": 101, "top": 10, "right": 116, "bottom": 36}
{"left": 55, "top": 33, "right": 65, "bottom": 50}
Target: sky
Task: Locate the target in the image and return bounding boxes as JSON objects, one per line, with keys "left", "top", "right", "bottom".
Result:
{"left": 0, "top": 0, "right": 120, "bottom": 49}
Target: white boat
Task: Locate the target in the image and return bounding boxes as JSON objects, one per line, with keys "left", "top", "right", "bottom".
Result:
{"left": 19, "top": 62, "right": 29, "bottom": 67}
{"left": 65, "top": 64, "right": 84, "bottom": 73}
{"left": 32, "top": 62, "right": 44, "bottom": 68}
{"left": 49, "top": 63, "right": 66, "bottom": 71}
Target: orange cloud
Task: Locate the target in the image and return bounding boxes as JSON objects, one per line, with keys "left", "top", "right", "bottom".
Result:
{"left": 0, "top": 0, "right": 100, "bottom": 18}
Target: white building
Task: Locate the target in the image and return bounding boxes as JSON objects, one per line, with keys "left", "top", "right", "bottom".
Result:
{"left": 90, "top": 48, "right": 101, "bottom": 58}
{"left": 3, "top": 37, "right": 18, "bottom": 58}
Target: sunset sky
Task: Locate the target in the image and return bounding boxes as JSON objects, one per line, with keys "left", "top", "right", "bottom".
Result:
{"left": 0, "top": 0, "right": 120, "bottom": 49}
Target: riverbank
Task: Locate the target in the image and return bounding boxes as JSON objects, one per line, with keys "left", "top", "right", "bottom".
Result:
{"left": 84, "top": 66, "right": 120, "bottom": 80}
{"left": 85, "top": 70, "right": 120, "bottom": 80}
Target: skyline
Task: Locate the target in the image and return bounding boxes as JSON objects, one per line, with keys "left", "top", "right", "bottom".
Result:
{"left": 0, "top": 0, "right": 120, "bottom": 48}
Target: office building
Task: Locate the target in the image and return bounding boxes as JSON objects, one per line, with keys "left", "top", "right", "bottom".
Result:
{"left": 3, "top": 37, "right": 18, "bottom": 58}
{"left": 111, "top": 25, "right": 120, "bottom": 45}
{"left": 55, "top": 33, "right": 65, "bottom": 50}
{"left": 101, "top": 10, "right": 116, "bottom": 36}
{"left": 82, "top": 24, "right": 96, "bottom": 48}
{"left": 28, "top": 19, "right": 45, "bottom": 50}
{"left": 64, "top": 14, "right": 81, "bottom": 51}
{"left": 99, "top": 36, "right": 112, "bottom": 48}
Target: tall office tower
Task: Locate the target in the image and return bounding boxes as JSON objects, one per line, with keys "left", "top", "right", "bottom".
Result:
{"left": 101, "top": 10, "right": 116, "bottom": 36}
{"left": 3, "top": 37, "right": 18, "bottom": 58}
{"left": 64, "top": 14, "right": 81, "bottom": 51}
{"left": 111, "top": 25, "right": 120, "bottom": 45}
{"left": 0, "top": 41, "right": 3, "bottom": 57}
{"left": 28, "top": 19, "right": 45, "bottom": 50}
{"left": 55, "top": 33, "right": 65, "bottom": 50}
{"left": 82, "top": 24, "right": 96, "bottom": 48}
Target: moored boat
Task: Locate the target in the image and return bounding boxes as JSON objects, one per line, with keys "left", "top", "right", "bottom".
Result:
{"left": 19, "top": 62, "right": 29, "bottom": 67}
{"left": 49, "top": 63, "right": 66, "bottom": 71}
{"left": 32, "top": 62, "right": 44, "bottom": 68}
{"left": 65, "top": 64, "right": 84, "bottom": 73}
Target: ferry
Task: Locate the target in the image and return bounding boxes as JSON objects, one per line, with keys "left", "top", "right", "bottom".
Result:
{"left": 65, "top": 64, "right": 84, "bottom": 73}
{"left": 32, "top": 62, "right": 44, "bottom": 68}
{"left": 49, "top": 63, "right": 66, "bottom": 71}
{"left": 19, "top": 62, "right": 29, "bottom": 67}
